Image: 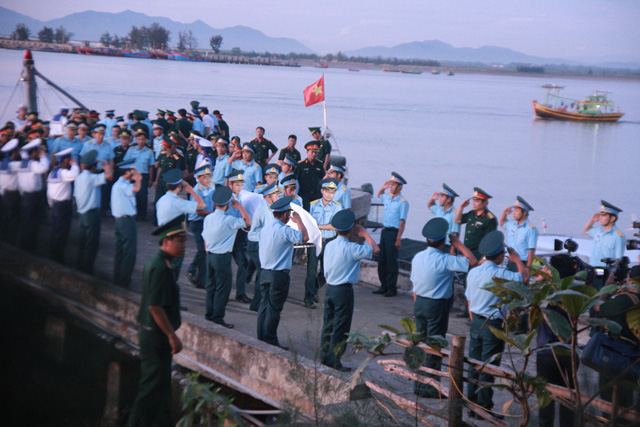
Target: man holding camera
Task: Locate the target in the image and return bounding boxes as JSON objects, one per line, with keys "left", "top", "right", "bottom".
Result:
{"left": 583, "top": 200, "right": 626, "bottom": 267}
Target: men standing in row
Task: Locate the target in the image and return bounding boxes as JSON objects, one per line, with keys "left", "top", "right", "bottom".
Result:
{"left": 47, "top": 147, "right": 79, "bottom": 263}
{"left": 427, "top": 183, "right": 460, "bottom": 253}
{"left": 187, "top": 166, "right": 215, "bottom": 289}
{"left": 124, "top": 130, "right": 155, "bottom": 221}
{"left": 373, "top": 172, "right": 409, "bottom": 297}
{"left": 412, "top": 218, "right": 477, "bottom": 398}
{"left": 295, "top": 141, "right": 325, "bottom": 211}
{"left": 202, "top": 186, "right": 252, "bottom": 328}
{"left": 257, "top": 197, "right": 309, "bottom": 349}
{"left": 321, "top": 210, "right": 379, "bottom": 371}
{"left": 304, "top": 178, "right": 342, "bottom": 309}
{"left": 111, "top": 159, "right": 142, "bottom": 288}
{"left": 466, "top": 231, "right": 529, "bottom": 419}
{"left": 500, "top": 196, "right": 538, "bottom": 270}
{"left": 583, "top": 200, "right": 626, "bottom": 270}
{"left": 74, "top": 150, "right": 112, "bottom": 274}
{"left": 127, "top": 216, "right": 187, "bottom": 427}
{"left": 16, "top": 138, "right": 50, "bottom": 252}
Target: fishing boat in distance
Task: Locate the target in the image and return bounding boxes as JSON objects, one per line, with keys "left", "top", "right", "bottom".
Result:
{"left": 348, "top": 68, "right": 360, "bottom": 72}
{"left": 533, "top": 85, "right": 624, "bottom": 122}
{"left": 400, "top": 69, "right": 422, "bottom": 74}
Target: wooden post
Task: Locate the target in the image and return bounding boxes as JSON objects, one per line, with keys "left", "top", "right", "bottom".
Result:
{"left": 103, "top": 361, "right": 121, "bottom": 426}
{"left": 448, "top": 335, "right": 466, "bottom": 427}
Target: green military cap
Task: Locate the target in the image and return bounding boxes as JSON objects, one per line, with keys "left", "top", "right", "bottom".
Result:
{"left": 331, "top": 209, "right": 356, "bottom": 232}
{"left": 472, "top": 187, "right": 492, "bottom": 200}
{"left": 479, "top": 230, "right": 505, "bottom": 256}
{"left": 190, "top": 100, "right": 200, "bottom": 109}
{"left": 116, "top": 158, "right": 136, "bottom": 170}
{"left": 166, "top": 110, "right": 175, "bottom": 116}
{"left": 514, "top": 196, "right": 534, "bottom": 212}
{"left": 308, "top": 127, "right": 322, "bottom": 134}
{"left": 134, "top": 128, "right": 149, "bottom": 138}
{"left": 152, "top": 215, "right": 190, "bottom": 240}
{"left": 271, "top": 196, "right": 293, "bottom": 212}
{"left": 600, "top": 200, "right": 622, "bottom": 217}
{"left": 422, "top": 217, "right": 448, "bottom": 241}
{"left": 132, "top": 109, "right": 145, "bottom": 120}
{"left": 212, "top": 186, "right": 233, "bottom": 205}
{"left": 321, "top": 178, "right": 339, "bottom": 190}
{"left": 164, "top": 169, "right": 184, "bottom": 185}
{"left": 119, "top": 129, "right": 132, "bottom": 138}
{"left": 390, "top": 171, "right": 407, "bottom": 185}
{"left": 440, "top": 183, "right": 459, "bottom": 198}
{"left": 80, "top": 150, "right": 99, "bottom": 165}
{"left": 157, "top": 109, "right": 165, "bottom": 115}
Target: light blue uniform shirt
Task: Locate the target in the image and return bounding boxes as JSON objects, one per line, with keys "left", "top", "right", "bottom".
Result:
{"left": 52, "top": 136, "right": 84, "bottom": 161}
{"left": 123, "top": 146, "right": 155, "bottom": 174}
{"left": 259, "top": 218, "right": 303, "bottom": 270}
{"left": 212, "top": 153, "right": 231, "bottom": 185}
{"left": 189, "top": 182, "right": 215, "bottom": 221}
{"left": 466, "top": 261, "right": 522, "bottom": 319}
{"left": 226, "top": 193, "right": 242, "bottom": 218}
{"left": 587, "top": 225, "right": 626, "bottom": 267}
{"left": 309, "top": 199, "right": 342, "bottom": 239}
{"left": 156, "top": 192, "right": 198, "bottom": 226}
{"left": 411, "top": 247, "right": 469, "bottom": 299}
{"left": 231, "top": 160, "right": 263, "bottom": 192}
{"left": 430, "top": 204, "right": 461, "bottom": 244}
{"left": 324, "top": 236, "right": 373, "bottom": 285}
{"left": 333, "top": 183, "right": 351, "bottom": 209}
{"left": 292, "top": 194, "right": 303, "bottom": 207}
{"left": 381, "top": 192, "right": 409, "bottom": 228}
{"left": 192, "top": 117, "right": 205, "bottom": 134}
{"left": 97, "top": 117, "right": 117, "bottom": 138}
{"left": 503, "top": 219, "right": 538, "bottom": 260}
{"left": 248, "top": 199, "right": 272, "bottom": 242}
{"left": 80, "top": 140, "right": 115, "bottom": 169}
{"left": 202, "top": 209, "right": 246, "bottom": 253}
{"left": 110, "top": 176, "right": 136, "bottom": 217}
{"left": 74, "top": 170, "right": 106, "bottom": 214}
{"left": 153, "top": 136, "right": 163, "bottom": 160}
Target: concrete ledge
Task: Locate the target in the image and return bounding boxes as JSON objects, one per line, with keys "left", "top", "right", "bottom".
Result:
{"left": 0, "top": 243, "right": 349, "bottom": 416}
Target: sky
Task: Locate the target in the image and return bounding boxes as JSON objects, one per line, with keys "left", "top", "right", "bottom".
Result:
{"left": 3, "top": 0, "right": 640, "bottom": 61}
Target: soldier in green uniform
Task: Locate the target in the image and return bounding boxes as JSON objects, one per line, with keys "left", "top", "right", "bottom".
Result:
{"left": 130, "top": 110, "right": 149, "bottom": 136}
{"left": 127, "top": 215, "right": 188, "bottom": 427}
{"left": 294, "top": 141, "right": 325, "bottom": 211}
{"left": 249, "top": 126, "right": 278, "bottom": 167}
{"left": 454, "top": 187, "right": 498, "bottom": 318}
{"left": 112, "top": 129, "right": 132, "bottom": 180}
{"left": 308, "top": 127, "right": 331, "bottom": 170}
{"left": 155, "top": 109, "right": 170, "bottom": 135}
{"left": 153, "top": 134, "right": 185, "bottom": 222}
{"left": 183, "top": 131, "right": 201, "bottom": 175}
{"left": 213, "top": 110, "right": 229, "bottom": 140}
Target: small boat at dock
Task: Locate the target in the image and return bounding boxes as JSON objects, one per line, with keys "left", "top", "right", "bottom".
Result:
{"left": 400, "top": 69, "right": 422, "bottom": 74}
{"left": 533, "top": 85, "right": 624, "bottom": 122}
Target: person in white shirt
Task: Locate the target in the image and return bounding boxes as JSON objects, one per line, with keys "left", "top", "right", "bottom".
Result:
{"left": 0, "top": 138, "right": 21, "bottom": 244}
{"left": 47, "top": 147, "right": 79, "bottom": 263}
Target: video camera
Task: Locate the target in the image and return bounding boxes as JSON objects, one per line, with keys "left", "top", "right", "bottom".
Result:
{"left": 626, "top": 221, "right": 640, "bottom": 250}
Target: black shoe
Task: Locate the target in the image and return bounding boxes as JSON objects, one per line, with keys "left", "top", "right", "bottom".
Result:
{"left": 383, "top": 290, "right": 397, "bottom": 297}
{"left": 235, "top": 295, "right": 252, "bottom": 304}
{"left": 372, "top": 287, "right": 387, "bottom": 294}
{"left": 304, "top": 302, "right": 317, "bottom": 309}
{"left": 454, "top": 311, "right": 470, "bottom": 319}
{"left": 276, "top": 343, "right": 289, "bottom": 351}
{"left": 187, "top": 272, "right": 197, "bottom": 285}
{"left": 214, "top": 321, "right": 234, "bottom": 329}
{"left": 249, "top": 306, "right": 258, "bottom": 312}
{"left": 195, "top": 283, "right": 205, "bottom": 289}
{"left": 180, "top": 306, "right": 189, "bottom": 311}
{"left": 313, "top": 295, "right": 319, "bottom": 303}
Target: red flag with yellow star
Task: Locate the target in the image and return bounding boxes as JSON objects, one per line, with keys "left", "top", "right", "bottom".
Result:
{"left": 303, "top": 75, "right": 325, "bottom": 107}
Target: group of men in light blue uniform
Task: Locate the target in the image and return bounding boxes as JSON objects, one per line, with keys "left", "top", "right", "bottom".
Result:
{"left": 202, "top": 186, "right": 251, "bottom": 328}
{"left": 320, "top": 209, "right": 378, "bottom": 371}
{"left": 51, "top": 123, "right": 84, "bottom": 160}
{"left": 110, "top": 158, "right": 142, "bottom": 288}
{"left": 304, "top": 178, "right": 342, "bottom": 308}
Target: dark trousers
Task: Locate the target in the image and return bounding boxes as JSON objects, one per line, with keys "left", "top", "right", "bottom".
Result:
{"left": 247, "top": 241, "right": 262, "bottom": 311}
{"left": 377, "top": 227, "right": 399, "bottom": 292}
{"left": 320, "top": 284, "right": 354, "bottom": 367}
{"left": 257, "top": 269, "right": 290, "bottom": 346}
{"left": 0, "top": 190, "right": 21, "bottom": 245}
{"left": 305, "top": 238, "right": 332, "bottom": 304}
{"left": 76, "top": 208, "right": 101, "bottom": 274}
{"left": 187, "top": 220, "right": 206, "bottom": 287}
{"left": 414, "top": 296, "right": 450, "bottom": 395}
{"left": 136, "top": 174, "right": 150, "bottom": 220}
{"left": 537, "top": 352, "right": 577, "bottom": 427}
{"left": 19, "top": 191, "right": 43, "bottom": 253}
{"left": 49, "top": 199, "right": 73, "bottom": 263}
{"left": 127, "top": 328, "right": 173, "bottom": 427}
{"left": 232, "top": 229, "right": 248, "bottom": 297}
{"left": 114, "top": 216, "right": 137, "bottom": 288}
{"left": 205, "top": 252, "right": 233, "bottom": 323}
{"left": 467, "top": 316, "right": 505, "bottom": 410}
{"left": 101, "top": 180, "right": 112, "bottom": 216}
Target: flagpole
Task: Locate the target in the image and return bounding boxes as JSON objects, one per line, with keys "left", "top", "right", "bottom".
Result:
{"left": 323, "top": 100, "right": 327, "bottom": 131}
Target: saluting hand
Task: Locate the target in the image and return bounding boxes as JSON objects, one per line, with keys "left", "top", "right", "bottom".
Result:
{"left": 590, "top": 212, "right": 601, "bottom": 223}
{"left": 431, "top": 192, "right": 439, "bottom": 201}
{"left": 460, "top": 198, "right": 471, "bottom": 208}
{"left": 290, "top": 211, "right": 302, "bottom": 223}
{"left": 503, "top": 206, "right": 513, "bottom": 216}
{"left": 353, "top": 224, "right": 366, "bottom": 237}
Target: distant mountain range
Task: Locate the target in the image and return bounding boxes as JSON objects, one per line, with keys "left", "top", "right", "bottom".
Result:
{"left": 0, "top": 7, "right": 314, "bottom": 54}
{"left": 1, "top": 7, "right": 638, "bottom": 68}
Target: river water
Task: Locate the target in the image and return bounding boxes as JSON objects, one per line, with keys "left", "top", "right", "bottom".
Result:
{"left": 1, "top": 48, "right": 638, "bottom": 241}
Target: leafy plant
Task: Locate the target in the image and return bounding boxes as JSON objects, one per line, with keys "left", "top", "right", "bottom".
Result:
{"left": 177, "top": 372, "right": 241, "bottom": 427}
